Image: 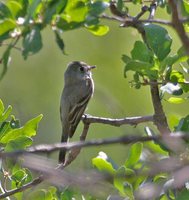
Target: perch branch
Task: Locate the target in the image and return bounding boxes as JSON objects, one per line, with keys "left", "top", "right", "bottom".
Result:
{"left": 81, "top": 114, "right": 153, "bottom": 126}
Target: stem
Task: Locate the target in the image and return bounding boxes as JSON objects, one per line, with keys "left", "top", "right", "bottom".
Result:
{"left": 150, "top": 80, "right": 170, "bottom": 135}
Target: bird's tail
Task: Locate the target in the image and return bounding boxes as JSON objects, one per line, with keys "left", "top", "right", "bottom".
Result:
{"left": 59, "top": 130, "right": 68, "bottom": 164}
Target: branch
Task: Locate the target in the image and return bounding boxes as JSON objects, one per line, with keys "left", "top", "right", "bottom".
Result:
{"left": 168, "top": 0, "right": 189, "bottom": 55}
{"left": 81, "top": 114, "right": 154, "bottom": 126}
{"left": 101, "top": 14, "right": 175, "bottom": 26}
{"left": 63, "top": 123, "right": 90, "bottom": 167}
{"left": 58, "top": 114, "right": 154, "bottom": 168}
{"left": 0, "top": 176, "right": 43, "bottom": 199}
{"left": 1, "top": 133, "right": 188, "bottom": 198}
{"left": 0, "top": 134, "right": 159, "bottom": 198}
{"left": 148, "top": 2, "right": 157, "bottom": 20}
{"left": 1, "top": 133, "right": 188, "bottom": 158}
{"left": 150, "top": 81, "right": 170, "bottom": 135}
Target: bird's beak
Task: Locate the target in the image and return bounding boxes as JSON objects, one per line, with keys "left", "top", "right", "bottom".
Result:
{"left": 89, "top": 65, "right": 96, "bottom": 70}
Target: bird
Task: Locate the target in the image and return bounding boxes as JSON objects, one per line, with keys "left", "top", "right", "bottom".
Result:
{"left": 59, "top": 61, "right": 95, "bottom": 164}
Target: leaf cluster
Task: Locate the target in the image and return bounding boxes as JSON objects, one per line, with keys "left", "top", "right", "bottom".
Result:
{"left": 0, "top": 0, "right": 110, "bottom": 79}
{"left": 0, "top": 99, "right": 43, "bottom": 199}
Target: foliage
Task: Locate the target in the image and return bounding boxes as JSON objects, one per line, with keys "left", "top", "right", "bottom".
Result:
{"left": 0, "top": 99, "right": 42, "bottom": 198}
{"left": 1, "top": 0, "right": 189, "bottom": 199}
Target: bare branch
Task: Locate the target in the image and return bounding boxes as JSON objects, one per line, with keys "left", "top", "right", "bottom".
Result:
{"left": 63, "top": 123, "right": 90, "bottom": 167}
{"left": 81, "top": 114, "right": 154, "bottom": 126}
{"left": 1, "top": 133, "right": 188, "bottom": 198}
{"left": 0, "top": 176, "right": 43, "bottom": 199}
{"left": 2, "top": 133, "right": 189, "bottom": 158}
{"left": 59, "top": 113, "right": 153, "bottom": 167}
{"left": 101, "top": 14, "right": 174, "bottom": 26}
{"left": 148, "top": 2, "right": 157, "bottom": 20}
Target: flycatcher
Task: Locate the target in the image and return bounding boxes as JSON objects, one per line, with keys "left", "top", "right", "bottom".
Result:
{"left": 59, "top": 61, "right": 95, "bottom": 163}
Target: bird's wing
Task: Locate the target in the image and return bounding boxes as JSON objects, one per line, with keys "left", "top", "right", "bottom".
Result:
{"left": 68, "top": 92, "right": 92, "bottom": 138}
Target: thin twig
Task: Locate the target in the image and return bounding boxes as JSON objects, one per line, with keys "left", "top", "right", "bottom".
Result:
{"left": 0, "top": 176, "right": 43, "bottom": 200}
{"left": 63, "top": 123, "right": 90, "bottom": 167}
{"left": 0, "top": 43, "right": 22, "bottom": 52}
{"left": 101, "top": 14, "right": 189, "bottom": 26}
{"left": 148, "top": 2, "right": 157, "bottom": 20}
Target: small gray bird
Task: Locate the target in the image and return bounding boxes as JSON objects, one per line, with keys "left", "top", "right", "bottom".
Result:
{"left": 59, "top": 61, "right": 95, "bottom": 163}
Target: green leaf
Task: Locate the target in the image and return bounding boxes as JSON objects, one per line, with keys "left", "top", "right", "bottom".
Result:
{"left": 176, "top": 188, "right": 189, "bottom": 200}
{"left": 144, "top": 128, "right": 169, "bottom": 155}
{"left": 160, "top": 83, "right": 183, "bottom": 96}
{"left": 0, "top": 46, "right": 11, "bottom": 80}
{"left": 86, "top": 24, "right": 109, "bottom": 36}
{"left": 43, "top": 0, "right": 68, "bottom": 24}
{"left": 7, "top": 1, "right": 23, "bottom": 18}
{"left": 145, "top": 141, "right": 169, "bottom": 155}
{"left": 175, "top": 115, "right": 189, "bottom": 132}
{"left": 56, "top": 17, "right": 83, "bottom": 31}
{"left": 133, "top": 73, "right": 141, "bottom": 89}
{"left": 0, "top": 2, "right": 13, "bottom": 19}
{"left": 5, "top": 136, "right": 32, "bottom": 152}
{"left": 114, "top": 168, "right": 134, "bottom": 199}
{"left": 27, "top": 187, "right": 58, "bottom": 200}
{"left": 54, "top": 31, "right": 65, "bottom": 54}
{"left": 122, "top": 54, "right": 132, "bottom": 64}
{"left": 117, "top": 0, "right": 123, "bottom": 12}
{"left": 161, "top": 47, "right": 189, "bottom": 73}
{"left": 167, "top": 97, "right": 186, "bottom": 104}
{"left": 64, "top": 0, "right": 88, "bottom": 22}
{"left": 114, "top": 166, "right": 127, "bottom": 195}
{"left": 11, "top": 168, "right": 32, "bottom": 188}
{"left": 170, "top": 70, "right": 184, "bottom": 83}
{"left": 132, "top": 0, "right": 142, "bottom": 4}
{"left": 92, "top": 152, "right": 116, "bottom": 175}
{"left": 181, "top": 0, "right": 189, "bottom": 16}
{"left": 0, "top": 99, "right": 12, "bottom": 122}
{"left": 22, "top": 25, "right": 43, "bottom": 59}
{"left": 0, "top": 19, "right": 16, "bottom": 35}
{"left": 124, "top": 60, "right": 158, "bottom": 79}
{"left": 125, "top": 142, "right": 143, "bottom": 168}
{"left": 144, "top": 24, "right": 172, "bottom": 61}
{"left": 168, "top": 114, "right": 181, "bottom": 131}
{"left": 0, "top": 99, "right": 4, "bottom": 116}
{"left": 24, "top": 0, "right": 41, "bottom": 24}
{"left": 0, "top": 114, "right": 43, "bottom": 143}
{"left": 60, "top": 189, "right": 75, "bottom": 200}
{"left": 131, "top": 41, "right": 154, "bottom": 63}
{"left": 88, "top": 1, "right": 109, "bottom": 16}
{"left": 0, "top": 105, "right": 12, "bottom": 122}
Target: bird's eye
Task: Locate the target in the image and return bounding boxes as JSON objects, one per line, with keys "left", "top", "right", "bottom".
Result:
{"left": 79, "top": 66, "right": 84, "bottom": 72}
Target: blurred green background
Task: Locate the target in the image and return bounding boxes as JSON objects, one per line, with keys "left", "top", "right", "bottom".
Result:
{"left": 0, "top": 6, "right": 188, "bottom": 168}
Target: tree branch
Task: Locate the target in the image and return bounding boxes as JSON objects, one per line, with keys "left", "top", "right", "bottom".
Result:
{"left": 1, "top": 133, "right": 188, "bottom": 158}
{"left": 63, "top": 123, "right": 90, "bottom": 167}
{"left": 0, "top": 176, "right": 43, "bottom": 199}
{"left": 168, "top": 0, "right": 189, "bottom": 55}
{"left": 81, "top": 114, "right": 154, "bottom": 126}
{"left": 150, "top": 81, "right": 170, "bottom": 135}
{"left": 1, "top": 132, "right": 188, "bottom": 199}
